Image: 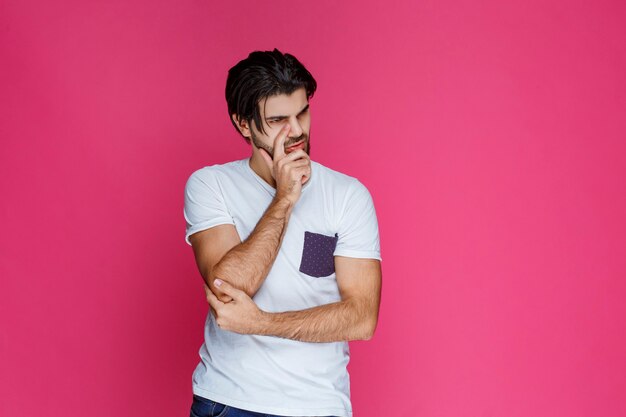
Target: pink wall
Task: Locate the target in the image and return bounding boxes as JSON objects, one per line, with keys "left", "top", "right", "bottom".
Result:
{"left": 2, "top": 1, "right": 625, "bottom": 416}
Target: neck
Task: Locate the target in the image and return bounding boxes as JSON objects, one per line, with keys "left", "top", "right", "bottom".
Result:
{"left": 249, "top": 150, "right": 276, "bottom": 188}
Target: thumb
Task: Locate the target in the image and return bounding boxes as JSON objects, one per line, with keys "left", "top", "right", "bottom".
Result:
{"left": 214, "top": 279, "right": 245, "bottom": 301}
{"left": 204, "top": 283, "right": 222, "bottom": 308}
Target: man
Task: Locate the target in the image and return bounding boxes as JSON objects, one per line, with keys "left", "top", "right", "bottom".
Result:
{"left": 184, "top": 49, "right": 382, "bottom": 417}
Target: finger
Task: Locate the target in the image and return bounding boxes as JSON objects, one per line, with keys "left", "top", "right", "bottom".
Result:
{"left": 204, "top": 284, "right": 222, "bottom": 308}
{"left": 293, "top": 166, "right": 311, "bottom": 181}
{"left": 283, "top": 158, "right": 310, "bottom": 169}
{"left": 281, "top": 149, "right": 309, "bottom": 163}
{"left": 218, "top": 294, "right": 234, "bottom": 303}
{"left": 214, "top": 279, "right": 245, "bottom": 301}
{"left": 272, "top": 124, "right": 290, "bottom": 160}
{"left": 207, "top": 281, "right": 234, "bottom": 303}
{"left": 301, "top": 167, "right": 311, "bottom": 184}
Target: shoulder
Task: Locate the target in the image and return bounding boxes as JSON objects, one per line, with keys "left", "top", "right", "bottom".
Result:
{"left": 312, "top": 161, "right": 372, "bottom": 199}
{"left": 186, "top": 159, "right": 247, "bottom": 185}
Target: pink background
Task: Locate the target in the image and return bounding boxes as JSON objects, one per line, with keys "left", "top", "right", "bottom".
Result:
{"left": 2, "top": 1, "right": 625, "bottom": 416}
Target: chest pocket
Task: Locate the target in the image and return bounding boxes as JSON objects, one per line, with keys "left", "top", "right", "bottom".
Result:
{"left": 299, "top": 231, "right": 339, "bottom": 278}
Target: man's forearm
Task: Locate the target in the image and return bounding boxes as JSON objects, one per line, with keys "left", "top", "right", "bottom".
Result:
{"left": 210, "top": 197, "right": 292, "bottom": 298}
{"left": 256, "top": 299, "right": 378, "bottom": 343}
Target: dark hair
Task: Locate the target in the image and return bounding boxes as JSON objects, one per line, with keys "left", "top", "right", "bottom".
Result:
{"left": 225, "top": 48, "right": 317, "bottom": 141}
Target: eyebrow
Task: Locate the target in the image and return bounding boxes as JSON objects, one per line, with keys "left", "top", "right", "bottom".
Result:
{"left": 265, "top": 103, "right": 309, "bottom": 121}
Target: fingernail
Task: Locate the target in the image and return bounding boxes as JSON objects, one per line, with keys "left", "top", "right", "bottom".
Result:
{"left": 214, "top": 279, "right": 222, "bottom": 287}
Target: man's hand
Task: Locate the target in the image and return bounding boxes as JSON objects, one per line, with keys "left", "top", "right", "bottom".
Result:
{"left": 204, "top": 279, "right": 266, "bottom": 335}
{"left": 189, "top": 126, "right": 301, "bottom": 306}
{"left": 259, "top": 124, "right": 311, "bottom": 205}
{"left": 204, "top": 258, "right": 381, "bottom": 343}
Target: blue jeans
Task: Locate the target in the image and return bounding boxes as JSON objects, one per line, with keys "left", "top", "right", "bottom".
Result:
{"left": 189, "top": 394, "right": 336, "bottom": 417}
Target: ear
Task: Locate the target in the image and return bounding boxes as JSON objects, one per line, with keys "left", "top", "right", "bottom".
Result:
{"left": 231, "top": 114, "right": 251, "bottom": 139}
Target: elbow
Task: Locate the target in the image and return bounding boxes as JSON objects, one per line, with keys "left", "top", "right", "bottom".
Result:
{"left": 198, "top": 261, "right": 218, "bottom": 285}
{"left": 209, "top": 262, "right": 236, "bottom": 287}
{"left": 358, "top": 317, "right": 378, "bottom": 341}
{"left": 209, "top": 262, "right": 225, "bottom": 282}
{"left": 203, "top": 264, "right": 234, "bottom": 302}
{"left": 210, "top": 263, "right": 255, "bottom": 299}
{"left": 347, "top": 298, "right": 379, "bottom": 341}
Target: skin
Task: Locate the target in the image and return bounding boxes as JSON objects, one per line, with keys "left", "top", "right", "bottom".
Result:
{"left": 245, "top": 87, "right": 312, "bottom": 189}
{"left": 189, "top": 87, "right": 382, "bottom": 342}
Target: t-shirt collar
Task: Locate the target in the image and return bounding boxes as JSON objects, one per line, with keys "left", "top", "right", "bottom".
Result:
{"left": 244, "top": 157, "right": 314, "bottom": 196}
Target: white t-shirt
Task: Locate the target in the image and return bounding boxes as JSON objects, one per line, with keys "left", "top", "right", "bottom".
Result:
{"left": 184, "top": 157, "right": 381, "bottom": 417}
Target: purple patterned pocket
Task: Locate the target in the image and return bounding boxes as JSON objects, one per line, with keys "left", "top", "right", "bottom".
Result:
{"left": 299, "top": 231, "right": 339, "bottom": 278}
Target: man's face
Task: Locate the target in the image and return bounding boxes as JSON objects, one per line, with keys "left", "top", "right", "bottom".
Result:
{"left": 247, "top": 87, "right": 311, "bottom": 157}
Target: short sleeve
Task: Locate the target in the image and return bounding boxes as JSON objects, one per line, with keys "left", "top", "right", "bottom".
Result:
{"left": 183, "top": 168, "right": 235, "bottom": 245}
{"left": 333, "top": 180, "right": 381, "bottom": 260}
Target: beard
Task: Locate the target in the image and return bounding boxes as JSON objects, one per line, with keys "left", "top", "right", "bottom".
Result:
{"left": 251, "top": 130, "right": 311, "bottom": 158}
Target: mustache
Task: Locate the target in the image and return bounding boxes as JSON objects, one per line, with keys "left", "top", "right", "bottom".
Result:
{"left": 284, "top": 134, "right": 307, "bottom": 148}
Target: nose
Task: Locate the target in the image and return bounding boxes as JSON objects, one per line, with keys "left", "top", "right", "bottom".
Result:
{"left": 288, "top": 117, "right": 303, "bottom": 138}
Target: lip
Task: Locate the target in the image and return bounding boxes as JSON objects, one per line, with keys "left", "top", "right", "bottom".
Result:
{"left": 285, "top": 141, "right": 305, "bottom": 152}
